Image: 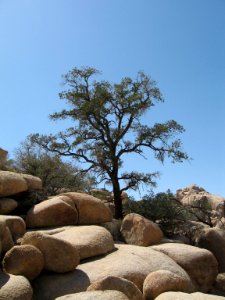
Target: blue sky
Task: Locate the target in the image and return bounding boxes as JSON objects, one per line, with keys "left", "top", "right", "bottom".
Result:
{"left": 1, "top": 0, "right": 225, "bottom": 197}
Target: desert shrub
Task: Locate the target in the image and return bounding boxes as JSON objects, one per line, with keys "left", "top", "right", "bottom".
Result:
{"left": 123, "top": 191, "right": 213, "bottom": 235}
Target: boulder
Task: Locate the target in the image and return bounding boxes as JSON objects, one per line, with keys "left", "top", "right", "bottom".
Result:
{"left": 63, "top": 192, "right": 113, "bottom": 224}
{"left": 3, "top": 245, "right": 44, "bottom": 280}
{"left": 152, "top": 243, "right": 218, "bottom": 292}
{"left": 155, "top": 291, "right": 225, "bottom": 300}
{"left": 20, "top": 174, "right": 42, "bottom": 190}
{"left": 121, "top": 213, "right": 163, "bottom": 246}
{"left": 53, "top": 225, "right": 115, "bottom": 259}
{"left": 55, "top": 290, "right": 129, "bottom": 300}
{"left": 26, "top": 196, "right": 78, "bottom": 228}
{"left": 0, "top": 171, "right": 28, "bottom": 197}
{"left": 0, "top": 198, "right": 18, "bottom": 214}
{"left": 196, "top": 228, "right": 225, "bottom": 272}
{"left": 0, "top": 215, "right": 26, "bottom": 242}
{"left": 20, "top": 231, "right": 80, "bottom": 273}
{"left": 32, "top": 243, "right": 193, "bottom": 299}
{"left": 143, "top": 270, "right": 191, "bottom": 300}
{"left": 87, "top": 275, "right": 143, "bottom": 300}
{"left": 32, "top": 270, "right": 91, "bottom": 300}
{"left": 0, "top": 271, "right": 33, "bottom": 300}
{"left": 0, "top": 220, "right": 14, "bottom": 252}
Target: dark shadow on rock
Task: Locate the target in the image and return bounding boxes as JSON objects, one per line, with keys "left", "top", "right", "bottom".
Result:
{"left": 32, "top": 269, "right": 91, "bottom": 300}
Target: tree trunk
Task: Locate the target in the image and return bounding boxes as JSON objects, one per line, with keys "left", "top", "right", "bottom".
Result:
{"left": 112, "top": 178, "right": 123, "bottom": 219}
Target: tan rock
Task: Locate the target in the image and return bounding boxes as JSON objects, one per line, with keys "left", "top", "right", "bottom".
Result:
{"left": 152, "top": 243, "right": 218, "bottom": 292}
{"left": 53, "top": 225, "right": 115, "bottom": 260}
{"left": 3, "top": 245, "right": 44, "bottom": 280}
{"left": 0, "top": 215, "right": 26, "bottom": 242}
{"left": 0, "top": 271, "right": 33, "bottom": 299}
{"left": 21, "top": 174, "right": 42, "bottom": 190}
{"left": 20, "top": 231, "right": 80, "bottom": 273}
{"left": 176, "top": 184, "right": 225, "bottom": 212}
{"left": 155, "top": 291, "right": 225, "bottom": 300}
{"left": 32, "top": 243, "right": 193, "bottom": 299}
{"left": 87, "top": 275, "right": 143, "bottom": 300}
{"left": 0, "top": 220, "right": 14, "bottom": 252}
{"left": 26, "top": 196, "right": 78, "bottom": 228}
{"left": 0, "top": 198, "right": 18, "bottom": 214}
{"left": 0, "top": 171, "right": 28, "bottom": 197}
{"left": 196, "top": 228, "right": 225, "bottom": 272}
{"left": 143, "top": 270, "right": 191, "bottom": 300}
{"left": 55, "top": 290, "right": 129, "bottom": 300}
{"left": 121, "top": 213, "right": 163, "bottom": 246}
{"left": 63, "top": 192, "right": 113, "bottom": 224}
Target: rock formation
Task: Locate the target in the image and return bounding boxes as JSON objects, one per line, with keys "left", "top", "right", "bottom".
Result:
{"left": 0, "top": 172, "right": 224, "bottom": 299}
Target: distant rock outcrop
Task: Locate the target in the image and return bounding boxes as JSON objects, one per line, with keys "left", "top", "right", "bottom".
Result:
{"left": 176, "top": 184, "right": 225, "bottom": 216}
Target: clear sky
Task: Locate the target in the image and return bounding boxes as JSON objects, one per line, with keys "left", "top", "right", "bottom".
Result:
{"left": 1, "top": 0, "right": 225, "bottom": 198}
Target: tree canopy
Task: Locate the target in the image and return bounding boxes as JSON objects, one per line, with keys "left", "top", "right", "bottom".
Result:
{"left": 31, "top": 67, "right": 189, "bottom": 218}
{"left": 14, "top": 135, "right": 95, "bottom": 198}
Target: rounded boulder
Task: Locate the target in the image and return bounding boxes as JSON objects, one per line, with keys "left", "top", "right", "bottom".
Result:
{"left": 20, "top": 231, "right": 80, "bottom": 273}
{"left": 63, "top": 192, "right": 113, "bottom": 225}
{"left": 55, "top": 290, "right": 129, "bottom": 300}
{"left": 152, "top": 243, "right": 218, "bottom": 292}
{"left": 121, "top": 213, "right": 163, "bottom": 246}
{"left": 0, "top": 171, "right": 28, "bottom": 197}
{"left": 3, "top": 244, "right": 44, "bottom": 280}
{"left": 0, "top": 271, "right": 33, "bottom": 300}
{"left": 0, "top": 198, "right": 18, "bottom": 214}
{"left": 143, "top": 270, "right": 191, "bottom": 299}
{"left": 53, "top": 225, "right": 115, "bottom": 260}
{"left": 26, "top": 196, "right": 78, "bottom": 228}
{"left": 87, "top": 275, "right": 143, "bottom": 300}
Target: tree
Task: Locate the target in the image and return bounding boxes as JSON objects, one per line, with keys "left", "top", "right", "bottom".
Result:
{"left": 13, "top": 135, "right": 95, "bottom": 198}
{"left": 31, "top": 67, "right": 188, "bottom": 219}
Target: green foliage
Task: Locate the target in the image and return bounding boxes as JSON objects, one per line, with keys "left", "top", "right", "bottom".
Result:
{"left": 13, "top": 135, "right": 95, "bottom": 199}
{"left": 30, "top": 67, "right": 189, "bottom": 218}
{"left": 124, "top": 191, "right": 213, "bottom": 234}
{"left": 124, "top": 191, "right": 191, "bottom": 233}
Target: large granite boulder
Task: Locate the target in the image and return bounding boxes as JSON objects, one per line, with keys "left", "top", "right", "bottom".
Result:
{"left": 87, "top": 275, "right": 143, "bottom": 300}
{"left": 143, "top": 270, "right": 191, "bottom": 299}
{"left": 32, "top": 243, "right": 193, "bottom": 300}
{"left": 196, "top": 228, "right": 225, "bottom": 272}
{"left": 0, "top": 219, "right": 14, "bottom": 252}
{"left": 53, "top": 225, "right": 115, "bottom": 259}
{"left": 0, "top": 171, "right": 28, "bottom": 197}
{"left": 0, "top": 215, "right": 26, "bottom": 242}
{"left": 20, "top": 231, "right": 80, "bottom": 273}
{"left": 155, "top": 291, "right": 225, "bottom": 300}
{"left": 62, "top": 192, "right": 113, "bottom": 224}
{"left": 0, "top": 171, "right": 42, "bottom": 197}
{"left": 0, "top": 271, "right": 33, "bottom": 300}
{"left": 26, "top": 196, "right": 78, "bottom": 228}
{"left": 55, "top": 290, "right": 129, "bottom": 300}
{"left": 0, "top": 198, "right": 18, "bottom": 214}
{"left": 152, "top": 243, "right": 218, "bottom": 292}
{"left": 121, "top": 213, "right": 163, "bottom": 246}
{"left": 3, "top": 245, "right": 44, "bottom": 280}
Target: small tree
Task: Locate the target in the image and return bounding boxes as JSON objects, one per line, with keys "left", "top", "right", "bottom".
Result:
{"left": 14, "top": 136, "right": 95, "bottom": 198}
{"left": 31, "top": 67, "right": 188, "bottom": 218}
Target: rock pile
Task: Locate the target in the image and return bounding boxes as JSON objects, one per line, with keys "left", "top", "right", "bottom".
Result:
{"left": 0, "top": 171, "right": 224, "bottom": 299}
